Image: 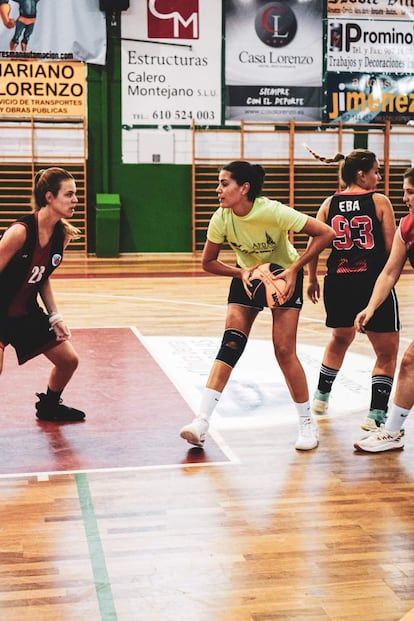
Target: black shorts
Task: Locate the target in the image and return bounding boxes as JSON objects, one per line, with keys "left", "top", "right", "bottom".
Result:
{"left": 323, "top": 273, "right": 400, "bottom": 332}
{"left": 0, "top": 307, "right": 59, "bottom": 365}
{"left": 228, "top": 268, "right": 304, "bottom": 310}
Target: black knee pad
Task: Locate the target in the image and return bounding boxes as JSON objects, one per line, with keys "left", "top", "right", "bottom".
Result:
{"left": 215, "top": 329, "right": 247, "bottom": 368}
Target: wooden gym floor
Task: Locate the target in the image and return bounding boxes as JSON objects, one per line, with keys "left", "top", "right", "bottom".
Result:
{"left": 0, "top": 253, "right": 414, "bottom": 621}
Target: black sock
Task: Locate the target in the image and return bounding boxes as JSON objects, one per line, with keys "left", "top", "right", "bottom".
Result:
{"left": 317, "top": 364, "right": 339, "bottom": 394}
{"left": 46, "top": 388, "right": 63, "bottom": 406}
{"left": 370, "top": 375, "right": 393, "bottom": 412}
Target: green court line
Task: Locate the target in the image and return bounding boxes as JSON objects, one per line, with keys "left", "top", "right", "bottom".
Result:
{"left": 75, "top": 472, "right": 118, "bottom": 621}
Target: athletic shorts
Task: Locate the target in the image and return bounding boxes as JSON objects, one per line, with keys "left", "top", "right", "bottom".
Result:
{"left": 0, "top": 307, "right": 59, "bottom": 365}
{"left": 323, "top": 272, "right": 400, "bottom": 332}
{"left": 228, "top": 268, "right": 304, "bottom": 310}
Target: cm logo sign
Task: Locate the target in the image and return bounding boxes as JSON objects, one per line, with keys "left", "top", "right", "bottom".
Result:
{"left": 147, "top": 0, "right": 199, "bottom": 39}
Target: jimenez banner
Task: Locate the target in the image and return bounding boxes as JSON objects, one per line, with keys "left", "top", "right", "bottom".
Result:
{"left": 121, "top": 0, "right": 222, "bottom": 127}
{"left": 225, "top": 0, "right": 323, "bottom": 122}
{"left": 0, "top": 0, "right": 106, "bottom": 65}
{"left": 327, "top": 73, "right": 414, "bottom": 124}
{"left": 0, "top": 59, "right": 86, "bottom": 116}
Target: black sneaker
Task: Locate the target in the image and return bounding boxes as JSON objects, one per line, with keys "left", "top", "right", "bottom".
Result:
{"left": 35, "top": 392, "right": 86, "bottom": 422}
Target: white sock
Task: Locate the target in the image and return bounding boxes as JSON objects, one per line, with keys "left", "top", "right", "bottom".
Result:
{"left": 385, "top": 403, "right": 411, "bottom": 432}
{"left": 295, "top": 401, "right": 311, "bottom": 419}
{"left": 198, "top": 388, "right": 221, "bottom": 421}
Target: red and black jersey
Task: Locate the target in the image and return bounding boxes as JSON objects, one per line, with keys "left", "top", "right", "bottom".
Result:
{"left": 399, "top": 212, "right": 414, "bottom": 268}
{"left": 326, "top": 190, "right": 387, "bottom": 276}
{"left": 0, "top": 212, "right": 65, "bottom": 317}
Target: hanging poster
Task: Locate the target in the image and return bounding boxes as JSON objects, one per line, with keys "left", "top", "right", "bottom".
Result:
{"left": 0, "top": 0, "right": 106, "bottom": 65}
{"left": 225, "top": 0, "right": 323, "bottom": 122}
{"left": 121, "top": 0, "right": 222, "bottom": 127}
{"left": 327, "top": 72, "right": 414, "bottom": 124}
{"left": 328, "top": 0, "right": 411, "bottom": 19}
{"left": 0, "top": 59, "right": 86, "bottom": 116}
{"left": 326, "top": 1, "right": 414, "bottom": 123}
{"left": 327, "top": 18, "right": 414, "bottom": 75}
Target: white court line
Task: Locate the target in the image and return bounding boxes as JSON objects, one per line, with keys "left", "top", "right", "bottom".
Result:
{"left": 58, "top": 290, "right": 229, "bottom": 310}
{"left": 59, "top": 287, "right": 413, "bottom": 345}
{"left": 57, "top": 290, "right": 326, "bottom": 321}
{"left": 0, "top": 459, "right": 238, "bottom": 481}
{"left": 1, "top": 318, "right": 409, "bottom": 480}
{"left": 0, "top": 326, "right": 240, "bottom": 482}
{"left": 130, "top": 325, "right": 241, "bottom": 465}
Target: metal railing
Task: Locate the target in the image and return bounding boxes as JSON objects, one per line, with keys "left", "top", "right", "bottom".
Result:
{"left": 192, "top": 120, "right": 414, "bottom": 253}
{"left": 0, "top": 117, "right": 87, "bottom": 253}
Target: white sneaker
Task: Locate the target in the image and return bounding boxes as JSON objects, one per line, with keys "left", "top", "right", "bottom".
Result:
{"left": 360, "top": 417, "right": 380, "bottom": 432}
{"left": 354, "top": 426, "right": 404, "bottom": 453}
{"left": 295, "top": 417, "right": 319, "bottom": 451}
{"left": 360, "top": 409, "right": 386, "bottom": 432}
{"left": 312, "top": 389, "right": 329, "bottom": 415}
{"left": 180, "top": 417, "right": 209, "bottom": 447}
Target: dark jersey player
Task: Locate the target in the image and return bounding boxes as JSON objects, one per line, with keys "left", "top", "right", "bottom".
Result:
{"left": 0, "top": 167, "right": 85, "bottom": 422}
{"left": 306, "top": 147, "right": 400, "bottom": 434}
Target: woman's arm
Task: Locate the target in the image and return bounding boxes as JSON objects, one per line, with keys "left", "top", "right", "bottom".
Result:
{"left": 0, "top": 224, "right": 27, "bottom": 272}
{"left": 306, "top": 198, "right": 331, "bottom": 303}
{"left": 355, "top": 230, "right": 407, "bottom": 332}
{"left": 202, "top": 239, "right": 258, "bottom": 297}
{"left": 202, "top": 240, "right": 243, "bottom": 278}
{"left": 39, "top": 280, "right": 71, "bottom": 341}
{"left": 280, "top": 216, "right": 335, "bottom": 301}
{"left": 292, "top": 216, "right": 335, "bottom": 272}
{"left": 38, "top": 278, "right": 58, "bottom": 315}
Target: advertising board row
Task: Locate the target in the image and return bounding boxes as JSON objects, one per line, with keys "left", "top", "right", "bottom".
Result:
{"left": 0, "top": 1, "right": 413, "bottom": 125}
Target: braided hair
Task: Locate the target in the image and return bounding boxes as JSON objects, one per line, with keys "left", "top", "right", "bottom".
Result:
{"left": 304, "top": 143, "right": 378, "bottom": 187}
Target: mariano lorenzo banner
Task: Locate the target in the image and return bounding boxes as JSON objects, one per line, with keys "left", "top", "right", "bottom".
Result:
{"left": 225, "top": 0, "right": 323, "bottom": 123}
{"left": 121, "top": 0, "right": 222, "bottom": 127}
{"left": 0, "top": 0, "right": 105, "bottom": 117}
{"left": 0, "top": 60, "right": 86, "bottom": 116}
{"left": 327, "top": 0, "right": 414, "bottom": 123}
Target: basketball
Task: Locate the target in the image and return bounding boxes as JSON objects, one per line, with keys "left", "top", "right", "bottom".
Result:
{"left": 248, "top": 263, "right": 287, "bottom": 308}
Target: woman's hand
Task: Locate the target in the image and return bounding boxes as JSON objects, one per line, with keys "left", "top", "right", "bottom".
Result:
{"left": 307, "top": 278, "right": 320, "bottom": 304}
{"left": 273, "top": 267, "right": 296, "bottom": 301}
{"left": 241, "top": 265, "right": 259, "bottom": 299}
{"left": 51, "top": 319, "right": 71, "bottom": 341}
{"left": 354, "top": 308, "right": 372, "bottom": 333}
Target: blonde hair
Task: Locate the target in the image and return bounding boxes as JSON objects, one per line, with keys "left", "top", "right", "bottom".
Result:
{"left": 34, "top": 167, "right": 81, "bottom": 240}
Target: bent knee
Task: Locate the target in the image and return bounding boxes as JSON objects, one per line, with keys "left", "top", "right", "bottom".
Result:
{"left": 69, "top": 352, "right": 80, "bottom": 372}
{"left": 61, "top": 350, "right": 79, "bottom": 374}
{"left": 375, "top": 349, "right": 398, "bottom": 368}
{"left": 332, "top": 333, "right": 354, "bottom": 349}
{"left": 400, "top": 349, "right": 414, "bottom": 376}
{"left": 274, "top": 345, "right": 296, "bottom": 364}
{"left": 216, "top": 329, "right": 247, "bottom": 368}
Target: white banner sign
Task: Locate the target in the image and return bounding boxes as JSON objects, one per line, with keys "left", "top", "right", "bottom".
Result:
{"left": 121, "top": 0, "right": 222, "bottom": 127}
{"left": 327, "top": 17, "right": 414, "bottom": 74}
{"left": 0, "top": 0, "right": 106, "bottom": 65}
{"left": 225, "top": 0, "right": 323, "bottom": 122}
